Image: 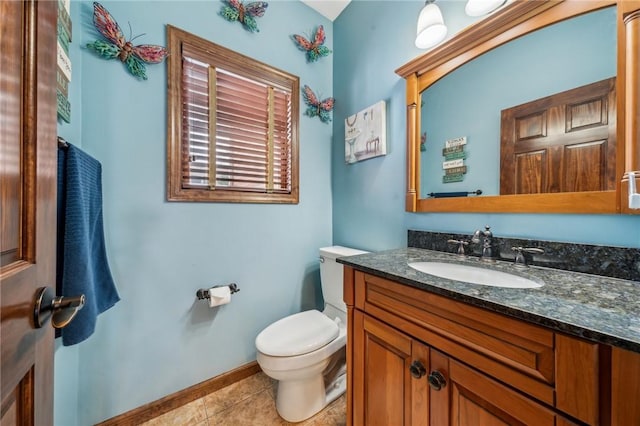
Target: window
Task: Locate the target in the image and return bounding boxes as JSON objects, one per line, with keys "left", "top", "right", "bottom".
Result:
{"left": 167, "top": 25, "right": 299, "bottom": 203}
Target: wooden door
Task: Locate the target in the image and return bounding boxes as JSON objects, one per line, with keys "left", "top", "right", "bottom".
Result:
{"left": 353, "top": 312, "right": 430, "bottom": 426}
{"left": 1, "top": 1, "right": 58, "bottom": 424}
{"left": 500, "top": 77, "right": 616, "bottom": 194}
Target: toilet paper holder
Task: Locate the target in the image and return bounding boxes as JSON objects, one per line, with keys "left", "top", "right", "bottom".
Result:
{"left": 196, "top": 283, "right": 240, "bottom": 300}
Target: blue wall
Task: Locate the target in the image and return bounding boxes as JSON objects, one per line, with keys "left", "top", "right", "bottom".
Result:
{"left": 55, "top": 1, "right": 640, "bottom": 424}
{"left": 332, "top": 0, "right": 640, "bottom": 250}
{"left": 56, "top": 1, "right": 333, "bottom": 424}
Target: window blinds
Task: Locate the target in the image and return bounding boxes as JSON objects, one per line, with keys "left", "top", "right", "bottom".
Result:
{"left": 181, "top": 55, "right": 292, "bottom": 194}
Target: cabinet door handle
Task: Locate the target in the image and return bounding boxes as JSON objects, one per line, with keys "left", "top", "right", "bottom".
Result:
{"left": 427, "top": 370, "right": 447, "bottom": 391}
{"left": 409, "top": 360, "right": 427, "bottom": 379}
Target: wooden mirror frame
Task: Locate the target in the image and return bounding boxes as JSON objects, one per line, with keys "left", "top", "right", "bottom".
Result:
{"left": 396, "top": 0, "right": 640, "bottom": 214}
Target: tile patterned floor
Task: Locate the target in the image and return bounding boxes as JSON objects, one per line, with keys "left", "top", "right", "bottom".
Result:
{"left": 139, "top": 372, "right": 346, "bottom": 426}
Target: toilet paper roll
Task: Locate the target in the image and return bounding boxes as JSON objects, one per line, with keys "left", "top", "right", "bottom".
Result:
{"left": 208, "top": 286, "right": 231, "bottom": 307}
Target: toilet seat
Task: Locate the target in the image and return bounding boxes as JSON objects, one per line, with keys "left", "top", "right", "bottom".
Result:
{"left": 256, "top": 310, "right": 339, "bottom": 357}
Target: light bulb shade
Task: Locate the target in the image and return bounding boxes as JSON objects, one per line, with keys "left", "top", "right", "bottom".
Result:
{"left": 415, "top": 3, "right": 447, "bottom": 49}
{"left": 465, "top": 0, "right": 506, "bottom": 16}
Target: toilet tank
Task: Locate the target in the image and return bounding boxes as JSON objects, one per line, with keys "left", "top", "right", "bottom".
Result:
{"left": 319, "top": 246, "right": 368, "bottom": 314}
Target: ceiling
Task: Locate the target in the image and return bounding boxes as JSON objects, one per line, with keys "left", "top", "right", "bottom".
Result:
{"left": 300, "top": 0, "right": 352, "bottom": 21}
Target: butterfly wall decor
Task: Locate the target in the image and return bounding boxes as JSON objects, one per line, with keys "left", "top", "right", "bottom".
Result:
{"left": 86, "top": 2, "right": 168, "bottom": 80}
{"left": 302, "top": 85, "right": 334, "bottom": 124}
{"left": 292, "top": 25, "right": 332, "bottom": 63}
{"left": 221, "top": 0, "right": 269, "bottom": 33}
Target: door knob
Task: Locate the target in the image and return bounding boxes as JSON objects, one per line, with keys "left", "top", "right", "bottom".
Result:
{"left": 33, "top": 287, "right": 85, "bottom": 329}
{"left": 427, "top": 370, "right": 447, "bottom": 391}
{"left": 409, "top": 360, "right": 427, "bottom": 379}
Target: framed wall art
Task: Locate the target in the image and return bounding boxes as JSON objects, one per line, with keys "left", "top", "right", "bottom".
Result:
{"left": 344, "top": 100, "right": 386, "bottom": 164}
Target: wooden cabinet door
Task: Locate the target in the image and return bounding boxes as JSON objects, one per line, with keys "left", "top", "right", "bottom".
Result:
{"left": 353, "top": 311, "right": 431, "bottom": 426}
{"left": 611, "top": 347, "right": 640, "bottom": 425}
{"left": 448, "top": 359, "right": 556, "bottom": 426}
{"left": 1, "top": 1, "right": 58, "bottom": 424}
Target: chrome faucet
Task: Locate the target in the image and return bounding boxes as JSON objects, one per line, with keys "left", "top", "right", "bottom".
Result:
{"left": 472, "top": 225, "right": 499, "bottom": 262}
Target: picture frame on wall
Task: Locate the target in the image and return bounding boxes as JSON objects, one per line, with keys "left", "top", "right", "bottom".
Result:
{"left": 344, "top": 100, "right": 387, "bottom": 164}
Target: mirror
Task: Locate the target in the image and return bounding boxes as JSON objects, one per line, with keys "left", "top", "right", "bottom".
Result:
{"left": 420, "top": 8, "right": 616, "bottom": 198}
{"left": 396, "top": 0, "right": 640, "bottom": 214}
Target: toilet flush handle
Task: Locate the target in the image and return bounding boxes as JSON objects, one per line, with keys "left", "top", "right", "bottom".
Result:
{"left": 319, "top": 256, "right": 325, "bottom": 263}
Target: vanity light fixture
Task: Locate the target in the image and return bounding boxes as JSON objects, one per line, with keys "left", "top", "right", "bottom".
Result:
{"left": 464, "top": 0, "right": 507, "bottom": 17}
{"left": 415, "top": 0, "right": 448, "bottom": 49}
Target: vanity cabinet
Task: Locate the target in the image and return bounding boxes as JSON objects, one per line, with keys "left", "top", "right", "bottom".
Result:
{"left": 353, "top": 311, "right": 563, "bottom": 425}
{"left": 344, "top": 268, "right": 619, "bottom": 426}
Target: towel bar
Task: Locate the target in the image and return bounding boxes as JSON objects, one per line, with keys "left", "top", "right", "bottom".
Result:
{"left": 57, "top": 136, "right": 69, "bottom": 149}
{"left": 427, "top": 189, "right": 482, "bottom": 198}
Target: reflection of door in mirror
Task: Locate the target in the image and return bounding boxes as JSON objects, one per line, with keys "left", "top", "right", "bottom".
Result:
{"left": 419, "top": 6, "right": 616, "bottom": 199}
{"left": 500, "top": 77, "right": 616, "bottom": 194}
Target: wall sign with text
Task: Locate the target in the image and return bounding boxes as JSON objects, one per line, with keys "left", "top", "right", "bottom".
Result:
{"left": 442, "top": 137, "right": 467, "bottom": 183}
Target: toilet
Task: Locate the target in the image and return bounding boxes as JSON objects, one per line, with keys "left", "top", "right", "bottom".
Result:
{"left": 255, "top": 245, "right": 368, "bottom": 423}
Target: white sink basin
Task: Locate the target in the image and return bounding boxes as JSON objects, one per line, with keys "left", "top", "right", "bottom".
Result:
{"left": 408, "top": 261, "right": 543, "bottom": 289}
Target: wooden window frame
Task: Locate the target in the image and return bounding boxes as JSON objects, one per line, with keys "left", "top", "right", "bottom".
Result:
{"left": 166, "top": 25, "right": 299, "bottom": 203}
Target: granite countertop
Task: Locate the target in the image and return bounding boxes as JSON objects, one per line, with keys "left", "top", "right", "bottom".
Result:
{"left": 337, "top": 247, "right": 640, "bottom": 353}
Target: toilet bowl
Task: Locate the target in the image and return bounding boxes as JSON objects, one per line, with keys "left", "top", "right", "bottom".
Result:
{"left": 255, "top": 246, "right": 367, "bottom": 423}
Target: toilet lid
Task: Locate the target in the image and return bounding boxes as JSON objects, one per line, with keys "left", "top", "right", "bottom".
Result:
{"left": 256, "top": 310, "right": 339, "bottom": 357}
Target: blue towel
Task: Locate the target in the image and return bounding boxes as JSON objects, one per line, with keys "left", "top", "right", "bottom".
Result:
{"left": 57, "top": 144, "right": 120, "bottom": 346}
